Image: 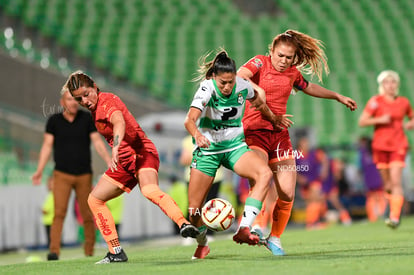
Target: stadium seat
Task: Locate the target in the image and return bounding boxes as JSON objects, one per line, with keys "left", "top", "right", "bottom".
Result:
{"left": 2, "top": 0, "right": 414, "bottom": 148}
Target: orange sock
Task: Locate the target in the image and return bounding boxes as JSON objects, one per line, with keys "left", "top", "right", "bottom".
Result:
{"left": 270, "top": 199, "right": 293, "bottom": 238}
{"left": 141, "top": 184, "right": 187, "bottom": 227}
{"left": 305, "top": 201, "right": 321, "bottom": 227}
{"left": 88, "top": 195, "right": 121, "bottom": 254}
{"left": 389, "top": 194, "right": 404, "bottom": 221}
{"left": 377, "top": 190, "right": 387, "bottom": 217}
{"left": 366, "top": 192, "right": 377, "bottom": 222}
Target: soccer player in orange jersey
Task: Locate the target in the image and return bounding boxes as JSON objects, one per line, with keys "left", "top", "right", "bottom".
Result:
{"left": 65, "top": 71, "right": 199, "bottom": 264}
{"left": 238, "top": 30, "right": 357, "bottom": 255}
{"left": 359, "top": 70, "right": 414, "bottom": 229}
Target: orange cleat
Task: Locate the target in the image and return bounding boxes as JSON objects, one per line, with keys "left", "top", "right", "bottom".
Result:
{"left": 192, "top": 245, "right": 210, "bottom": 260}
{"left": 233, "top": 227, "right": 260, "bottom": 245}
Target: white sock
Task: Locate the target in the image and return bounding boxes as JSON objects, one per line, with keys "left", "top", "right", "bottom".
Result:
{"left": 239, "top": 205, "right": 261, "bottom": 228}
{"left": 196, "top": 226, "right": 208, "bottom": 246}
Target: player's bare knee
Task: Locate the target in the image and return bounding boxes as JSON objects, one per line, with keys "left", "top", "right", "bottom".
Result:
{"left": 258, "top": 166, "right": 273, "bottom": 183}
{"left": 87, "top": 193, "right": 103, "bottom": 208}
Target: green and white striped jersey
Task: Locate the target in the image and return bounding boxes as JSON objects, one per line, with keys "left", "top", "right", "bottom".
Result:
{"left": 190, "top": 76, "right": 255, "bottom": 155}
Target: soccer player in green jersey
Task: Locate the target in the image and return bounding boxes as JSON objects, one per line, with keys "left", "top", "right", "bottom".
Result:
{"left": 184, "top": 49, "right": 293, "bottom": 259}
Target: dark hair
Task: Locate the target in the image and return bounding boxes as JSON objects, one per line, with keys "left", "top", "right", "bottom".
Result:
{"left": 65, "top": 70, "right": 97, "bottom": 93}
{"left": 193, "top": 48, "right": 236, "bottom": 82}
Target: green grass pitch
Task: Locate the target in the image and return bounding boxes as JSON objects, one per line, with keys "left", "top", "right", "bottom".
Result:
{"left": 1, "top": 217, "right": 414, "bottom": 274}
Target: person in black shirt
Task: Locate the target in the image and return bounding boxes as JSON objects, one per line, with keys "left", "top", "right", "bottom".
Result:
{"left": 32, "top": 87, "right": 111, "bottom": 261}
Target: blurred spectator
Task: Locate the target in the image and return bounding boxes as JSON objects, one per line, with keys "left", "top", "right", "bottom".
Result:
{"left": 42, "top": 175, "right": 54, "bottom": 247}
{"left": 358, "top": 136, "right": 386, "bottom": 222}
{"left": 32, "top": 87, "right": 111, "bottom": 261}
{"left": 296, "top": 137, "right": 351, "bottom": 229}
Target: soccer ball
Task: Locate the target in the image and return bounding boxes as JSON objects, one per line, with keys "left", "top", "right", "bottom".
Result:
{"left": 201, "top": 198, "right": 235, "bottom": 231}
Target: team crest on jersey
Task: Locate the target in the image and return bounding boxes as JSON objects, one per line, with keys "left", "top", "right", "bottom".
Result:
{"left": 237, "top": 93, "right": 244, "bottom": 105}
{"left": 369, "top": 99, "right": 378, "bottom": 109}
{"left": 252, "top": 58, "right": 263, "bottom": 69}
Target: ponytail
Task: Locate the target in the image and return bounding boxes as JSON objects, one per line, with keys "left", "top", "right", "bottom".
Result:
{"left": 193, "top": 48, "right": 236, "bottom": 82}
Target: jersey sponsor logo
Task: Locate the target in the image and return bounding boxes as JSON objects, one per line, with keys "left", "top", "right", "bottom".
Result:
{"left": 252, "top": 58, "right": 263, "bottom": 69}
{"left": 221, "top": 107, "right": 238, "bottom": 121}
{"left": 97, "top": 212, "right": 112, "bottom": 236}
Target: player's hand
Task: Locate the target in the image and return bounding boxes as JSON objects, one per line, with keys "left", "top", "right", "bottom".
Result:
{"left": 272, "top": 114, "right": 294, "bottom": 130}
{"left": 32, "top": 171, "right": 42, "bottom": 185}
{"left": 338, "top": 95, "right": 357, "bottom": 111}
{"left": 405, "top": 121, "right": 414, "bottom": 130}
{"left": 377, "top": 114, "right": 391, "bottom": 125}
{"left": 195, "top": 133, "right": 210, "bottom": 148}
{"left": 404, "top": 119, "right": 414, "bottom": 130}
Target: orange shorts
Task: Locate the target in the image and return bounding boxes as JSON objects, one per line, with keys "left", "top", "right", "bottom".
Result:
{"left": 372, "top": 149, "right": 406, "bottom": 169}
{"left": 103, "top": 150, "right": 159, "bottom": 193}
{"left": 244, "top": 129, "right": 293, "bottom": 164}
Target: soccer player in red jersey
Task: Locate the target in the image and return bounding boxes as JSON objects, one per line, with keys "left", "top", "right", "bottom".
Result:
{"left": 65, "top": 71, "right": 199, "bottom": 264}
{"left": 359, "top": 70, "right": 414, "bottom": 229}
{"left": 238, "top": 29, "right": 357, "bottom": 255}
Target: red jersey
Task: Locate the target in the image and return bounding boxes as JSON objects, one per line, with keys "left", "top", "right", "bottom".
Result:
{"left": 241, "top": 55, "right": 309, "bottom": 131}
{"left": 363, "top": 95, "right": 413, "bottom": 151}
{"left": 92, "top": 92, "right": 157, "bottom": 158}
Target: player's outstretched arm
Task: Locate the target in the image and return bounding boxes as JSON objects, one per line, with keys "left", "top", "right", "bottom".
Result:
{"left": 303, "top": 83, "right": 357, "bottom": 111}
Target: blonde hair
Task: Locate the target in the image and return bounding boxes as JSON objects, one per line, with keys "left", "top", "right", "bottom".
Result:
{"left": 269, "top": 29, "right": 329, "bottom": 82}
{"left": 377, "top": 70, "right": 400, "bottom": 95}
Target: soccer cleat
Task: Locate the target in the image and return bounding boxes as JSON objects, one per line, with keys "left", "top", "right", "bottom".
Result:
{"left": 265, "top": 237, "right": 285, "bottom": 256}
{"left": 180, "top": 223, "right": 200, "bottom": 238}
{"left": 47, "top": 252, "right": 59, "bottom": 261}
{"left": 251, "top": 225, "right": 266, "bottom": 246}
{"left": 233, "top": 226, "right": 260, "bottom": 245}
{"left": 385, "top": 218, "right": 400, "bottom": 229}
{"left": 95, "top": 249, "right": 128, "bottom": 264}
{"left": 192, "top": 245, "right": 210, "bottom": 260}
